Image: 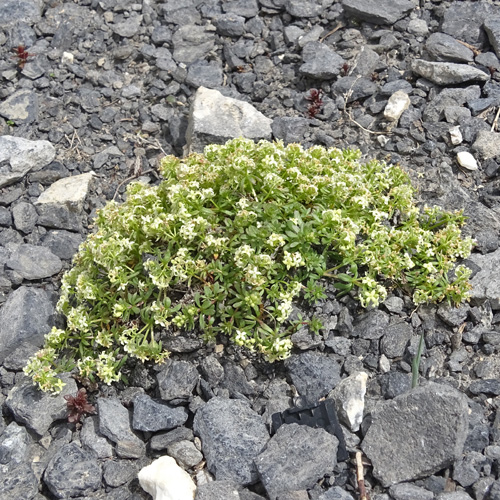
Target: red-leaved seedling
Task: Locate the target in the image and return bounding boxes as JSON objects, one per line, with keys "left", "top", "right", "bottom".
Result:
{"left": 306, "top": 88, "right": 324, "bottom": 118}
{"left": 12, "top": 45, "right": 34, "bottom": 70}
{"left": 64, "top": 388, "right": 96, "bottom": 424}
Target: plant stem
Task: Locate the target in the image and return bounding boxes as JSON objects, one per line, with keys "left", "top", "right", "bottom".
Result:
{"left": 412, "top": 331, "right": 425, "bottom": 388}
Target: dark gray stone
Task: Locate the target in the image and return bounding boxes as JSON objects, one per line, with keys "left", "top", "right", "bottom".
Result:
{"left": 425, "top": 33, "right": 474, "bottom": 63}
{"left": 97, "top": 397, "right": 144, "bottom": 450}
{"left": 167, "top": 439, "right": 203, "bottom": 468}
{"left": 286, "top": 351, "right": 341, "bottom": 403}
{"left": 199, "top": 355, "right": 224, "bottom": 386}
{"left": 132, "top": 393, "right": 188, "bottom": 432}
{"left": 453, "top": 451, "right": 486, "bottom": 487}
{"left": 300, "top": 42, "right": 345, "bottom": 80}
{"left": 342, "top": 0, "right": 415, "bottom": 25}
{"left": 80, "top": 416, "right": 114, "bottom": 459}
{"left": 334, "top": 77, "right": 377, "bottom": 103}
{"left": 6, "top": 244, "right": 62, "bottom": 279}
{"left": 5, "top": 373, "right": 77, "bottom": 436}
{"left": 362, "top": 382, "right": 469, "bottom": 486}
{"left": 442, "top": 1, "right": 500, "bottom": 46}
{"left": 423, "top": 86, "right": 481, "bottom": 122}
{"left": 388, "top": 483, "right": 434, "bottom": 500}
{"left": 41, "top": 230, "right": 83, "bottom": 260}
{"left": 43, "top": 442, "right": 101, "bottom": 498}
{"left": 112, "top": 14, "right": 142, "bottom": 38}
{"left": 380, "top": 321, "right": 412, "bottom": 358}
{"left": 0, "top": 0, "right": 43, "bottom": 26}
{"left": 0, "top": 286, "right": 55, "bottom": 364}
{"left": 157, "top": 359, "right": 199, "bottom": 401}
{"left": 469, "top": 379, "right": 500, "bottom": 396}
{"left": 214, "top": 13, "right": 245, "bottom": 37}
{"left": 468, "top": 247, "right": 500, "bottom": 309}
{"left": 285, "top": 0, "right": 329, "bottom": 18}
{"left": 255, "top": 423, "right": 338, "bottom": 500}
{"left": 379, "top": 80, "right": 413, "bottom": 96}
{"left": 271, "top": 117, "right": 309, "bottom": 144}
{"left": 195, "top": 480, "right": 266, "bottom": 499}
{"left": 150, "top": 426, "right": 194, "bottom": 451}
{"left": 221, "top": 361, "right": 256, "bottom": 397}
{"left": 172, "top": 24, "right": 215, "bottom": 64}
{"left": 317, "top": 487, "right": 355, "bottom": 500}
{"left": 0, "top": 422, "right": 30, "bottom": 465}
{"left": 186, "top": 60, "right": 223, "bottom": 89}
{"left": 36, "top": 203, "right": 83, "bottom": 231}
{"left": 437, "top": 303, "right": 470, "bottom": 327}
{"left": 378, "top": 372, "right": 412, "bottom": 399}
{"left": 12, "top": 201, "right": 37, "bottom": 233}
{"left": 103, "top": 460, "right": 136, "bottom": 488}
{"left": 485, "top": 18, "right": 500, "bottom": 59}
{"left": 353, "top": 309, "right": 390, "bottom": 340}
{"left": 193, "top": 397, "right": 270, "bottom": 485}
{"left": 0, "top": 89, "right": 38, "bottom": 125}
{"left": 0, "top": 462, "right": 38, "bottom": 500}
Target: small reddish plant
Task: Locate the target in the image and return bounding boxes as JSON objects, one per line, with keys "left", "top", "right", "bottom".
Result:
{"left": 64, "top": 388, "right": 96, "bottom": 424}
{"left": 341, "top": 62, "right": 350, "bottom": 76}
{"left": 306, "top": 88, "right": 323, "bottom": 118}
{"left": 12, "top": 45, "right": 34, "bottom": 70}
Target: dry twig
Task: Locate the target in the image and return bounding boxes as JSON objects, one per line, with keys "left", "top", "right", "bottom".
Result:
{"left": 112, "top": 167, "right": 156, "bottom": 201}
{"left": 491, "top": 107, "right": 500, "bottom": 131}
{"left": 319, "top": 22, "right": 344, "bottom": 43}
{"left": 457, "top": 40, "right": 481, "bottom": 56}
{"left": 356, "top": 451, "right": 369, "bottom": 500}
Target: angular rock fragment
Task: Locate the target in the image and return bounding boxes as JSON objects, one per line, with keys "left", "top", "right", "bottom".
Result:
{"left": 467, "top": 247, "right": 500, "bottom": 308}
{"left": 362, "top": 383, "right": 469, "bottom": 486}
{"left": 384, "top": 90, "right": 411, "bottom": 122}
{"left": 411, "top": 60, "right": 489, "bottom": 86}
{"left": 425, "top": 33, "right": 474, "bottom": 63}
{"left": 186, "top": 87, "right": 272, "bottom": 153}
{"left": 193, "top": 397, "right": 269, "bottom": 485}
{"left": 299, "top": 41, "right": 345, "bottom": 80}
{"left": 132, "top": 393, "right": 188, "bottom": 432}
{"left": 6, "top": 244, "right": 62, "bottom": 280}
{"left": 342, "top": 0, "right": 415, "bottom": 25}
{"left": 255, "top": 423, "right": 338, "bottom": 500}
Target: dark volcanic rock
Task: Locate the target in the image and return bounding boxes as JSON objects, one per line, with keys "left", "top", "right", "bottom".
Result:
{"left": 342, "top": 0, "right": 415, "bottom": 25}
{"left": 362, "top": 382, "right": 469, "bottom": 486}
{"left": 132, "top": 393, "right": 188, "bottom": 432}
{"left": 193, "top": 397, "right": 270, "bottom": 485}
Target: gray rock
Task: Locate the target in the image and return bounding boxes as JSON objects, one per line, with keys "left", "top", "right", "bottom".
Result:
{"left": 186, "top": 87, "right": 272, "bottom": 153}
{"left": 469, "top": 379, "right": 500, "bottom": 396}
{"left": 299, "top": 41, "right": 345, "bottom": 80}
{"left": 97, "top": 397, "right": 144, "bottom": 450}
{"left": 380, "top": 321, "right": 413, "bottom": 358}
{"left": 193, "top": 397, "right": 270, "bottom": 485}
{"left": 36, "top": 203, "right": 83, "bottom": 231}
{"left": 388, "top": 483, "right": 434, "bottom": 500}
{"left": 255, "top": 423, "right": 338, "bottom": 500}
{"left": 214, "top": 13, "right": 245, "bottom": 37}
{"left": 196, "top": 480, "right": 266, "bottom": 500}
{"left": 436, "top": 493, "right": 474, "bottom": 500}
{"left": 5, "top": 373, "right": 77, "bottom": 436}
{"left": 328, "top": 371, "right": 368, "bottom": 432}
{"left": 157, "top": 359, "right": 199, "bottom": 402}
{"left": 317, "top": 487, "right": 355, "bottom": 500}
{"left": 6, "top": 244, "right": 62, "bottom": 280}
{"left": 353, "top": 309, "right": 389, "bottom": 340}
{"left": 472, "top": 130, "right": 500, "bottom": 160}
{"left": 425, "top": 33, "right": 474, "bottom": 63}
{"left": 112, "top": 14, "right": 142, "bottom": 38}
{"left": 199, "top": 355, "right": 224, "bottom": 386}
{"left": 342, "top": 0, "right": 415, "bottom": 25}
{"left": 103, "top": 460, "right": 137, "bottom": 488}
{"left": 442, "top": 1, "right": 500, "bottom": 46}
{"left": 0, "top": 135, "right": 55, "bottom": 189}
{"left": 468, "top": 247, "right": 500, "bottom": 309}
{"left": 0, "top": 286, "right": 55, "bottom": 364}
{"left": 362, "top": 382, "right": 469, "bottom": 486}
{"left": 186, "top": 60, "right": 223, "bottom": 89}
{"left": 0, "top": 462, "right": 38, "bottom": 500}
{"left": 0, "top": 421, "right": 30, "bottom": 465}
{"left": 12, "top": 201, "right": 37, "bottom": 233}
{"left": 132, "top": 393, "right": 188, "bottom": 432}
{"left": 285, "top": 0, "right": 331, "bottom": 18}
{"left": 272, "top": 117, "right": 309, "bottom": 144}
{"left": 167, "top": 440, "right": 203, "bottom": 468}
{"left": 286, "top": 352, "right": 341, "bottom": 403}
{"left": 0, "top": 89, "right": 38, "bottom": 125}
{"left": 334, "top": 77, "right": 377, "bottom": 103}
{"left": 43, "top": 442, "right": 101, "bottom": 498}
{"left": 80, "top": 416, "right": 114, "bottom": 459}
{"left": 150, "top": 426, "right": 194, "bottom": 452}
{"left": 172, "top": 24, "right": 215, "bottom": 64}
{"left": 221, "top": 361, "right": 256, "bottom": 397}
{"left": 379, "top": 80, "right": 413, "bottom": 96}
{"left": 41, "top": 230, "right": 83, "bottom": 260}
{"left": 453, "top": 451, "right": 486, "bottom": 487}
{"left": 115, "top": 439, "right": 145, "bottom": 459}
{"left": 351, "top": 46, "right": 380, "bottom": 77}
{"left": 411, "top": 60, "right": 489, "bottom": 86}
{"left": 423, "top": 86, "right": 481, "bottom": 122}
{"left": 484, "top": 18, "right": 500, "bottom": 59}
{"left": 222, "top": 0, "right": 258, "bottom": 18}
{"left": 0, "top": 0, "right": 43, "bottom": 26}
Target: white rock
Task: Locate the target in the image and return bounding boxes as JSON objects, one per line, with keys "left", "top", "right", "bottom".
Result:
{"left": 138, "top": 456, "right": 196, "bottom": 500}
{"left": 449, "top": 126, "right": 463, "bottom": 146}
{"left": 328, "top": 371, "right": 368, "bottom": 432}
{"left": 383, "top": 90, "right": 411, "bottom": 122}
{"left": 456, "top": 151, "right": 478, "bottom": 171}
{"left": 186, "top": 86, "right": 273, "bottom": 153}
{"left": 379, "top": 354, "right": 391, "bottom": 374}
{"left": 377, "top": 135, "right": 389, "bottom": 147}
{"left": 61, "top": 52, "right": 74, "bottom": 64}
{"left": 36, "top": 172, "right": 95, "bottom": 212}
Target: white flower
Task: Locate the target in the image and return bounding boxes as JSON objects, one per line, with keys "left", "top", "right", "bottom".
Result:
{"left": 283, "top": 250, "right": 305, "bottom": 270}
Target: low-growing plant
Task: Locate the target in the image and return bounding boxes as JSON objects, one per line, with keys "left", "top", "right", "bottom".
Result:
{"left": 24, "top": 138, "right": 475, "bottom": 393}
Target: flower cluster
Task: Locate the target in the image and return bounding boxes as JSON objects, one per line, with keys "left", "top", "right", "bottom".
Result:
{"left": 24, "top": 138, "right": 474, "bottom": 393}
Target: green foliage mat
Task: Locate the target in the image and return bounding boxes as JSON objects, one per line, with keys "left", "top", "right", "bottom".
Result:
{"left": 24, "top": 138, "right": 474, "bottom": 392}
